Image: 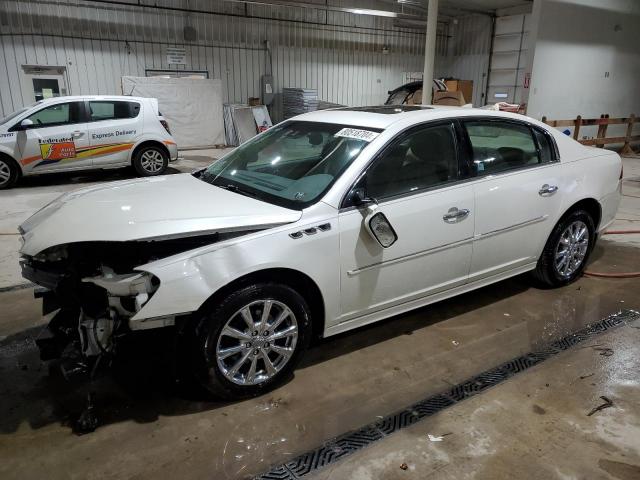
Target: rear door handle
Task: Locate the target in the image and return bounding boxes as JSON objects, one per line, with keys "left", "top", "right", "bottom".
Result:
{"left": 443, "top": 207, "right": 470, "bottom": 223}
{"left": 72, "top": 130, "right": 84, "bottom": 138}
{"left": 539, "top": 184, "right": 558, "bottom": 196}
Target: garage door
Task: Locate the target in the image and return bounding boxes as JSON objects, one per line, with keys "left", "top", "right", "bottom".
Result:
{"left": 486, "top": 14, "right": 531, "bottom": 105}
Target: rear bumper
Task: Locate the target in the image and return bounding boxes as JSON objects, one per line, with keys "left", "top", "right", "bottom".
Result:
{"left": 167, "top": 143, "right": 178, "bottom": 161}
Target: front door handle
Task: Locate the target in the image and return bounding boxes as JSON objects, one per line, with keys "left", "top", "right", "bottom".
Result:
{"left": 72, "top": 130, "right": 84, "bottom": 138}
{"left": 539, "top": 184, "right": 558, "bottom": 196}
{"left": 443, "top": 207, "right": 470, "bottom": 223}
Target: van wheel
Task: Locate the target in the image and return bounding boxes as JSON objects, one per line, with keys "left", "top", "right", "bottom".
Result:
{"left": 189, "top": 283, "right": 311, "bottom": 400}
{"left": 133, "top": 145, "right": 168, "bottom": 176}
{"left": 533, "top": 209, "right": 595, "bottom": 287}
{"left": 0, "top": 156, "right": 19, "bottom": 190}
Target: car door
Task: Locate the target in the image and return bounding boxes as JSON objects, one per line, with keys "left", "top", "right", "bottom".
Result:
{"left": 87, "top": 100, "right": 141, "bottom": 166}
{"left": 13, "top": 101, "right": 90, "bottom": 173}
{"left": 338, "top": 121, "right": 474, "bottom": 320}
{"left": 463, "top": 119, "right": 567, "bottom": 280}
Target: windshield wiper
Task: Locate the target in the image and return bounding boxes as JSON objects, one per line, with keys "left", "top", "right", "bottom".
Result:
{"left": 215, "top": 183, "right": 259, "bottom": 199}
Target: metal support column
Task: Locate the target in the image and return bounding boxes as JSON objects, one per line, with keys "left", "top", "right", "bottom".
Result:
{"left": 421, "top": 0, "right": 439, "bottom": 105}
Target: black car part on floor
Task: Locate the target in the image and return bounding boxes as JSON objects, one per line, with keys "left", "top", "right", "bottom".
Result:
{"left": 256, "top": 309, "right": 639, "bottom": 480}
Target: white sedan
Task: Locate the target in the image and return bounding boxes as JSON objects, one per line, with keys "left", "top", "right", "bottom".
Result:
{"left": 19, "top": 106, "right": 622, "bottom": 399}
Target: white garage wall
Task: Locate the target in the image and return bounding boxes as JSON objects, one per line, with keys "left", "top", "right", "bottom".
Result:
{"left": 0, "top": 0, "right": 492, "bottom": 120}
{"left": 525, "top": 0, "right": 640, "bottom": 121}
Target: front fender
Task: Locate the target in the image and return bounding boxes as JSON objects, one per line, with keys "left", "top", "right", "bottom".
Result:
{"left": 131, "top": 215, "right": 341, "bottom": 329}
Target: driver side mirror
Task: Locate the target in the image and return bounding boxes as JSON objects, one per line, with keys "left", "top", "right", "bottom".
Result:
{"left": 9, "top": 118, "right": 33, "bottom": 132}
{"left": 364, "top": 206, "right": 398, "bottom": 248}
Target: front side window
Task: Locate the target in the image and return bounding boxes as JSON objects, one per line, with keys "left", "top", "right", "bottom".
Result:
{"left": 362, "top": 122, "right": 459, "bottom": 200}
{"left": 200, "top": 121, "right": 376, "bottom": 209}
{"left": 23, "top": 102, "right": 83, "bottom": 127}
{"left": 89, "top": 101, "right": 140, "bottom": 121}
{"left": 465, "top": 121, "right": 541, "bottom": 175}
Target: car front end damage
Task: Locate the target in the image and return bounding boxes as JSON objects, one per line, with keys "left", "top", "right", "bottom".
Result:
{"left": 20, "top": 234, "right": 225, "bottom": 377}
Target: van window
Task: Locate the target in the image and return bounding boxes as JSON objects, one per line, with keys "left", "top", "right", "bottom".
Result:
{"left": 24, "top": 102, "right": 84, "bottom": 127}
{"left": 89, "top": 101, "right": 140, "bottom": 121}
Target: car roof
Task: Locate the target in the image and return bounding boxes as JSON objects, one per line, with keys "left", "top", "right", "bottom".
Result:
{"left": 293, "top": 106, "right": 543, "bottom": 130}
{"left": 30, "top": 95, "right": 151, "bottom": 105}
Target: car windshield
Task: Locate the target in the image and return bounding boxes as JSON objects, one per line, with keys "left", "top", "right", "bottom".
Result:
{"left": 0, "top": 106, "right": 31, "bottom": 126}
{"left": 200, "top": 121, "right": 378, "bottom": 209}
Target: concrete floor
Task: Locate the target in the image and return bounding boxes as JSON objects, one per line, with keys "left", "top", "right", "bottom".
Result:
{"left": 0, "top": 238, "right": 638, "bottom": 479}
{"left": 0, "top": 150, "right": 639, "bottom": 479}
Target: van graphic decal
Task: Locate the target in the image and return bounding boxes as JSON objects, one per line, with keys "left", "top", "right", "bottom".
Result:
{"left": 21, "top": 142, "right": 135, "bottom": 168}
{"left": 39, "top": 141, "right": 77, "bottom": 162}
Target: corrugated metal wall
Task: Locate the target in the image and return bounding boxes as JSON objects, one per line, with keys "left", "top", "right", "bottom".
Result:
{"left": 0, "top": 0, "right": 492, "bottom": 119}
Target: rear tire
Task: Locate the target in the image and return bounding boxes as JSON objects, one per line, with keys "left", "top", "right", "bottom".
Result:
{"left": 532, "top": 209, "right": 595, "bottom": 287}
{"left": 133, "top": 145, "right": 168, "bottom": 176}
{"left": 188, "top": 283, "right": 311, "bottom": 400}
{"left": 0, "top": 155, "right": 19, "bottom": 190}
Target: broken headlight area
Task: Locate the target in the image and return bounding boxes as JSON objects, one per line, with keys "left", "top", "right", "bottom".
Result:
{"left": 22, "top": 235, "right": 221, "bottom": 372}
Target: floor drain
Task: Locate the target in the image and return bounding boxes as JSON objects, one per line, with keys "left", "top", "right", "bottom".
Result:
{"left": 255, "top": 309, "right": 638, "bottom": 480}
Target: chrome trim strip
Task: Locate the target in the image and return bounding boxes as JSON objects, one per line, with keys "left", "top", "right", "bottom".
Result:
{"left": 347, "top": 236, "right": 474, "bottom": 276}
{"left": 347, "top": 215, "right": 547, "bottom": 276}
{"left": 474, "top": 215, "right": 548, "bottom": 240}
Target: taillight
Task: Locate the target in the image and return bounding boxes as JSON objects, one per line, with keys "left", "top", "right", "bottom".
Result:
{"left": 160, "top": 119, "right": 171, "bottom": 135}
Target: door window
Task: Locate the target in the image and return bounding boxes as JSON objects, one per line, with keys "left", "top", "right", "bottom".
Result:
{"left": 465, "top": 121, "right": 541, "bottom": 175}
{"left": 363, "top": 122, "right": 459, "bottom": 200}
{"left": 88, "top": 101, "right": 140, "bottom": 121}
{"left": 24, "top": 102, "right": 83, "bottom": 128}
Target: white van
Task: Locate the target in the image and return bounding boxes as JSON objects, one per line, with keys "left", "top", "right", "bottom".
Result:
{"left": 0, "top": 95, "right": 178, "bottom": 189}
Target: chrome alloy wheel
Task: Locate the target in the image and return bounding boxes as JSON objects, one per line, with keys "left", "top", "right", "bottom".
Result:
{"left": 0, "top": 159, "right": 11, "bottom": 186}
{"left": 554, "top": 220, "right": 589, "bottom": 278}
{"left": 216, "top": 300, "right": 298, "bottom": 386}
{"left": 140, "top": 149, "right": 165, "bottom": 173}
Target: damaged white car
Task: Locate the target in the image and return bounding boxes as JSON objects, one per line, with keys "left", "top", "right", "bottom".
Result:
{"left": 20, "top": 106, "right": 622, "bottom": 399}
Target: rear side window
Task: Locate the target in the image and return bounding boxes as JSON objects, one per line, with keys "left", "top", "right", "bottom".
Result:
{"left": 89, "top": 101, "right": 140, "bottom": 121}
{"left": 533, "top": 128, "right": 555, "bottom": 163}
{"left": 465, "top": 121, "right": 540, "bottom": 176}
{"left": 23, "top": 102, "right": 83, "bottom": 127}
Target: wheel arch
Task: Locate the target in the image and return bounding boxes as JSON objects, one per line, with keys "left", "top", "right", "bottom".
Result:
{"left": 0, "top": 151, "right": 22, "bottom": 176}
{"left": 560, "top": 197, "right": 602, "bottom": 230}
{"left": 130, "top": 139, "right": 170, "bottom": 164}
{"left": 194, "top": 268, "right": 326, "bottom": 340}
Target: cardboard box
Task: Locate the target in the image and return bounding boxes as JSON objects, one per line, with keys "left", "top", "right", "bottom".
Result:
{"left": 433, "top": 91, "right": 466, "bottom": 106}
{"left": 444, "top": 79, "right": 473, "bottom": 105}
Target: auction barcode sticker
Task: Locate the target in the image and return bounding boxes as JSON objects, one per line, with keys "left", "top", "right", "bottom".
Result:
{"left": 335, "top": 128, "right": 379, "bottom": 142}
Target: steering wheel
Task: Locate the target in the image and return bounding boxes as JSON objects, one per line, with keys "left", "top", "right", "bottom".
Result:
{"left": 36, "top": 118, "right": 42, "bottom": 125}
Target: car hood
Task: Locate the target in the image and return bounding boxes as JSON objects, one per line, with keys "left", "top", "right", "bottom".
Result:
{"left": 19, "top": 173, "right": 302, "bottom": 256}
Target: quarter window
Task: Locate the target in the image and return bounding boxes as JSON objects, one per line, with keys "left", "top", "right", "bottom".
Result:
{"left": 533, "top": 128, "right": 555, "bottom": 163}
{"left": 24, "top": 102, "right": 83, "bottom": 127}
{"left": 88, "top": 101, "right": 140, "bottom": 121}
{"left": 465, "top": 121, "right": 540, "bottom": 175}
{"left": 364, "top": 122, "right": 458, "bottom": 200}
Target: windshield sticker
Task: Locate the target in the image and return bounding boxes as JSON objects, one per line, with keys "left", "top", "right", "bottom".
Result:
{"left": 335, "top": 128, "right": 379, "bottom": 142}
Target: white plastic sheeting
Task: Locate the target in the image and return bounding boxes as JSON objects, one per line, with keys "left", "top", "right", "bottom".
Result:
{"left": 121, "top": 76, "right": 224, "bottom": 149}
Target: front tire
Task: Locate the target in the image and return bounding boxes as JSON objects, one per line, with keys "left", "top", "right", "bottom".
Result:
{"left": 0, "top": 156, "right": 19, "bottom": 190}
{"left": 133, "top": 145, "right": 168, "bottom": 176}
{"left": 190, "top": 283, "right": 311, "bottom": 400}
{"left": 533, "top": 209, "right": 595, "bottom": 287}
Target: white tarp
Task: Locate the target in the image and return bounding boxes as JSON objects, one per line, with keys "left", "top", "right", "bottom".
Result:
{"left": 121, "top": 76, "right": 224, "bottom": 149}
